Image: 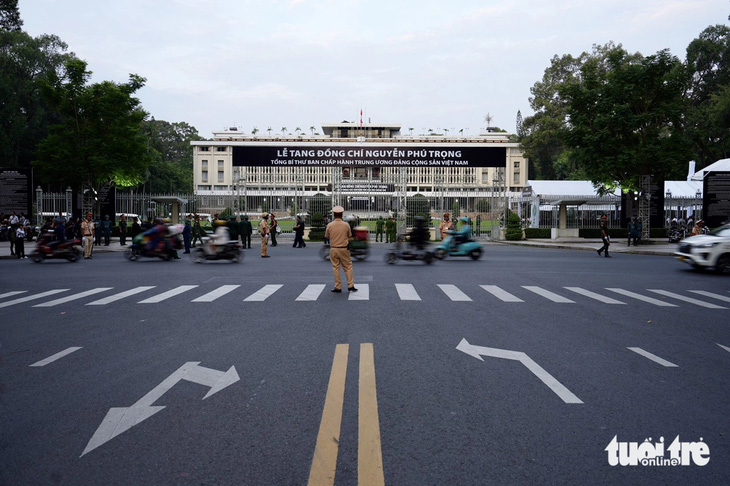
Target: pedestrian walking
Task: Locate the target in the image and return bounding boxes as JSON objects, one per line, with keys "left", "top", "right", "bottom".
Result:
{"left": 269, "top": 215, "right": 279, "bottom": 246}
{"left": 119, "top": 214, "right": 128, "bottom": 245}
{"left": 131, "top": 217, "right": 141, "bottom": 239}
{"left": 259, "top": 213, "right": 270, "bottom": 257}
{"left": 325, "top": 206, "right": 357, "bottom": 293}
{"left": 293, "top": 216, "right": 306, "bottom": 248}
{"left": 81, "top": 212, "right": 95, "bottom": 259}
{"left": 192, "top": 214, "right": 205, "bottom": 247}
{"left": 597, "top": 214, "right": 611, "bottom": 258}
{"left": 182, "top": 215, "right": 192, "bottom": 253}
{"left": 15, "top": 224, "right": 26, "bottom": 259}
{"left": 240, "top": 215, "right": 252, "bottom": 248}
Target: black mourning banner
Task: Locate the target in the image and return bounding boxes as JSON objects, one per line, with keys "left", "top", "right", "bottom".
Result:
{"left": 232, "top": 145, "right": 507, "bottom": 168}
{"left": 703, "top": 171, "right": 730, "bottom": 228}
{"left": 0, "top": 168, "right": 32, "bottom": 217}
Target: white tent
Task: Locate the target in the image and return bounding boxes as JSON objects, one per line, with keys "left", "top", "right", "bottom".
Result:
{"left": 691, "top": 158, "right": 730, "bottom": 181}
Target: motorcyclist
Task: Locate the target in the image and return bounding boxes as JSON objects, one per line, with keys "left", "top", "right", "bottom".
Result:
{"left": 449, "top": 217, "right": 472, "bottom": 246}
{"left": 144, "top": 218, "right": 169, "bottom": 253}
{"left": 204, "top": 220, "right": 231, "bottom": 255}
{"left": 408, "top": 216, "right": 429, "bottom": 250}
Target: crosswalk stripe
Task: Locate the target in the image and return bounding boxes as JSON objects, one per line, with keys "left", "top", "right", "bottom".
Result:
{"left": 395, "top": 283, "right": 421, "bottom": 301}
{"left": 33, "top": 288, "right": 114, "bottom": 307}
{"left": 244, "top": 284, "right": 283, "bottom": 301}
{"left": 192, "top": 285, "right": 241, "bottom": 302}
{"left": 297, "top": 284, "right": 326, "bottom": 301}
{"left": 647, "top": 289, "right": 727, "bottom": 309}
{"left": 688, "top": 290, "right": 730, "bottom": 304}
{"left": 138, "top": 285, "right": 199, "bottom": 304}
{"left": 564, "top": 287, "right": 626, "bottom": 304}
{"left": 0, "top": 289, "right": 69, "bottom": 309}
{"left": 479, "top": 285, "right": 524, "bottom": 302}
{"left": 86, "top": 286, "right": 156, "bottom": 305}
{"left": 605, "top": 288, "right": 677, "bottom": 307}
{"left": 522, "top": 286, "right": 575, "bottom": 303}
{"left": 627, "top": 347, "right": 679, "bottom": 367}
{"left": 349, "top": 284, "right": 370, "bottom": 301}
{"left": 0, "top": 291, "right": 27, "bottom": 300}
{"left": 438, "top": 284, "right": 472, "bottom": 301}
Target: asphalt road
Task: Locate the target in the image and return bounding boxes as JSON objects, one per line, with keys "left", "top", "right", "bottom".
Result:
{"left": 1, "top": 243, "right": 728, "bottom": 485}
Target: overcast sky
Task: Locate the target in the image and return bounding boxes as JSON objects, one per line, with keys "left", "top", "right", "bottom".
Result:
{"left": 20, "top": 0, "right": 729, "bottom": 137}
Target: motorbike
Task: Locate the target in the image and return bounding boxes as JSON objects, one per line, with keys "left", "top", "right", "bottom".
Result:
{"left": 30, "top": 236, "right": 82, "bottom": 262}
{"left": 385, "top": 234, "right": 435, "bottom": 264}
{"left": 320, "top": 225, "right": 370, "bottom": 261}
{"left": 126, "top": 225, "right": 183, "bottom": 261}
{"left": 192, "top": 238, "right": 243, "bottom": 263}
{"left": 434, "top": 231, "right": 483, "bottom": 260}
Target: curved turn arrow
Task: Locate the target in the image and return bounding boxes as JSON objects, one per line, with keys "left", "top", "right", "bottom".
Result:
{"left": 456, "top": 338, "right": 583, "bottom": 404}
{"left": 82, "top": 362, "right": 240, "bottom": 457}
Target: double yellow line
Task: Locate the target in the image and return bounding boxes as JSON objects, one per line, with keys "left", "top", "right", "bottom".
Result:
{"left": 308, "top": 343, "right": 384, "bottom": 486}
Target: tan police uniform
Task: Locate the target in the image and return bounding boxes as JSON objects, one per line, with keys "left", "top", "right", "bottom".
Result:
{"left": 259, "top": 215, "right": 270, "bottom": 257}
{"left": 81, "top": 217, "right": 95, "bottom": 258}
{"left": 325, "top": 208, "right": 354, "bottom": 291}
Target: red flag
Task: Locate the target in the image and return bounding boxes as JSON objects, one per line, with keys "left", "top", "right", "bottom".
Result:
{"left": 360, "top": 109, "right": 363, "bottom": 127}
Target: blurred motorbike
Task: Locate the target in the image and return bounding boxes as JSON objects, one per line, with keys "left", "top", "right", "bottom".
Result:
{"left": 30, "top": 236, "right": 82, "bottom": 263}
{"left": 320, "top": 225, "right": 370, "bottom": 261}
{"left": 192, "top": 238, "right": 243, "bottom": 263}
{"left": 385, "top": 234, "right": 434, "bottom": 264}
{"left": 126, "top": 224, "right": 183, "bottom": 261}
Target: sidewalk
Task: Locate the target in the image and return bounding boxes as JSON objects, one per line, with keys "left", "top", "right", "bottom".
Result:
{"left": 0, "top": 237, "right": 679, "bottom": 259}
{"left": 493, "top": 237, "right": 679, "bottom": 256}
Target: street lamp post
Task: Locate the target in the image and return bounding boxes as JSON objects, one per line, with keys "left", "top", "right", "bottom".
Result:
{"left": 35, "top": 186, "right": 43, "bottom": 226}
{"left": 65, "top": 186, "right": 72, "bottom": 218}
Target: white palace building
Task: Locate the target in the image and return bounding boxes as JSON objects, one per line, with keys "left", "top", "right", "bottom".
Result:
{"left": 191, "top": 122, "right": 528, "bottom": 219}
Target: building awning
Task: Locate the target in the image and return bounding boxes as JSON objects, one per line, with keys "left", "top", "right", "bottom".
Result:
{"left": 151, "top": 196, "right": 188, "bottom": 205}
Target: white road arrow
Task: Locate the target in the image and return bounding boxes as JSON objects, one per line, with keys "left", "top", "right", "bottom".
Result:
{"left": 82, "top": 362, "right": 240, "bottom": 457}
{"left": 456, "top": 338, "right": 583, "bottom": 404}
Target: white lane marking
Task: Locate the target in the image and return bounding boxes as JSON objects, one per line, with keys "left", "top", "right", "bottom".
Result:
{"left": 718, "top": 343, "right": 730, "bottom": 354}
{"left": 30, "top": 347, "right": 82, "bottom": 367}
{"left": 564, "top": 287, "right": 626, "bottom": 305}
{"left": 0, "top": 291, "right": 27, "bottom": 299}
{"left": 438, "top": 284, "right": 472, "bottom": 301}
{"left": 348, "top": 283, "right": 369, "bottom": 300}
{"left": 34, "top": 288, "right": 114, "bottom": 307}
{"left": 522, "top": 286, "right": 575, "bottom": 303}
{"left": 627, "top": 347, "right": 679, "bottom": 367}
{"left": 244, "top": 284, "right": 283, "bottom": 301}
{"left": 395, "top": 283, "right": 421, "bottom": 301}
{"left": 479, "top": 285, "right": 524, "bottom": 302}
{"left": 647, "top": 289, "right": 727, "bottom": 309}
{"left": 86, "top": 286, "right": 156, "bottom": 305}
{"left": 138, "top": 285, "right": 199, "bottom": 304}
{"left": 605, "top": 288, "right": 677, "bottom": 307}
{"left": 688, "top": 290, "right": 730, "bottom": 304}
{"left": 192, "top": 285, "right": 241, "bottom": 302}
{"left": 0, "top": 289, "right": 69, "bottom": 309}
{"left": 296, "top": 284, "right": 326, "bottom": 301}
{"left": 456, "top": 339, "right": 583, "bottom": 404}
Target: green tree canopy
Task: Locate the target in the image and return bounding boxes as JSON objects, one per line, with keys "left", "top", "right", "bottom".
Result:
{"left": 140, "top": 118, "right": 203, "bottom": 192}
{"left": 0, "top": 30, "right": 75, "bottom": 170}
{"left": 559, "top": 46, "right": 690, "bottom": 192}
{"left": 0, "top": 0, "right": 22, "bottom": 31}
{"left": 33, "top": 58, "right": 151, "bottom": 191}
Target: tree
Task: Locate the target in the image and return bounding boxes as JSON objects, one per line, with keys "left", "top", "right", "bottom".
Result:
{"left": 559, "top": 46, "right": 690, "bottom": 192}
{"left": 0, "top": 30, "right": 75, "bottom": 171}
{"left": 0, "top": 0, "right": 22, "bottom": 31}
{"left": 407, "top": 193, "right": 431, "bottom": 224}
{"left": 475, "top": 198, "right": 491, "bottom": 213}
{"left": 685, "top": 24, "right": 730, "bottom": 166}
{"left": 451, "top": 200, "right": 461, "bottom": 218}
{"left": 33, "top": 59, "right": 151, "bottom": 191}
{"left": 140, "top": 118, "right": 203, "bottom": 192}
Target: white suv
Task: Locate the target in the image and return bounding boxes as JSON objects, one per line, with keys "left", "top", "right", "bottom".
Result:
{"left": 675, "top": 224, "right": 730, "bottom": 274}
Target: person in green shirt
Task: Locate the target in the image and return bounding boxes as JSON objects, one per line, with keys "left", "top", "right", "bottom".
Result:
{"left": 385, "top": 217, "right": 396, "bottom": 243}
{"left": 375, "top": 216, "right": 385, "bottom": 242}
{"left": 192, "top": 214, "right": 205, "bottom": 247}
{"left": 119, "top": 214, "right": 128, "bottom": 245}
{"left": 239, "top": 216, "right": 253, "bottom": 248}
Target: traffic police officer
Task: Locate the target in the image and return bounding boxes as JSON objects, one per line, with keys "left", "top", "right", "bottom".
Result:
{"left": 259, "top": 213, "right": 270, "bottom": 258}
{"left": 325, "top": 206, "right": 357, "bottom": 293}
